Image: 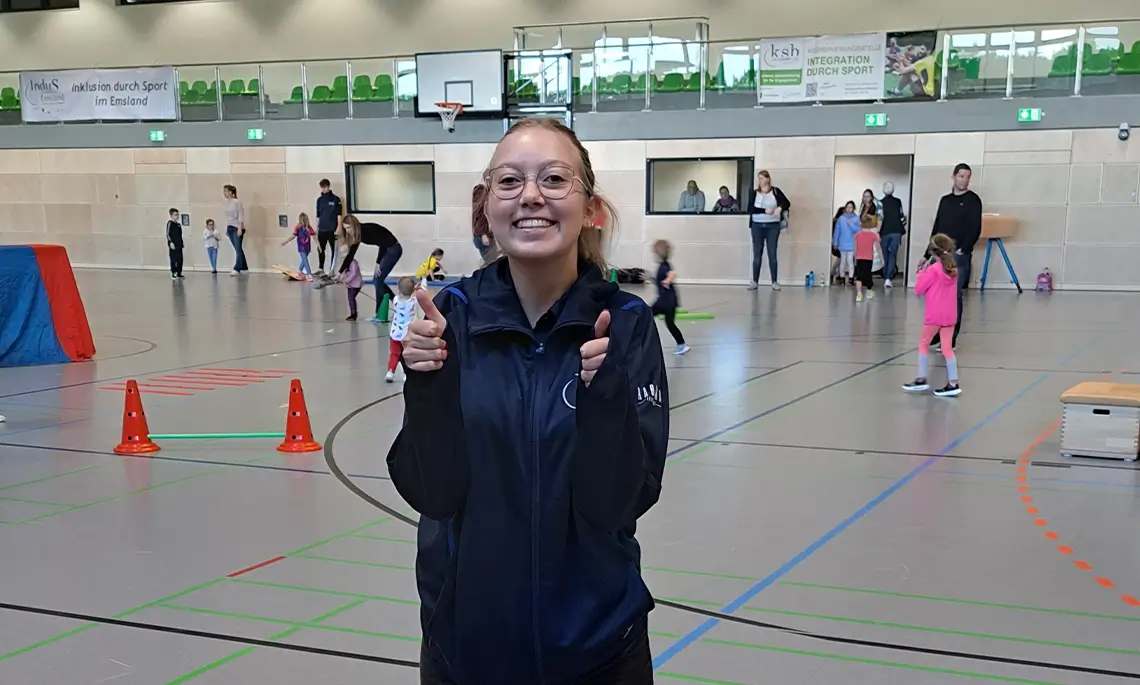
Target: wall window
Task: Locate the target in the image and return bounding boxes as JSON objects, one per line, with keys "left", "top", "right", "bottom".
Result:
{"left": 646, "top": 158, "right": 754, "bottom": 215}
{"left": 347, "top": 162, "right": 436, "bottom": 214}
{"left": 1, "top": 0, "right": 77, "bottom": 11}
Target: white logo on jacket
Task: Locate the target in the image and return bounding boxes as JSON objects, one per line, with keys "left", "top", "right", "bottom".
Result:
{"left": 636, "top": 384, "right": 662, "bottom": 408}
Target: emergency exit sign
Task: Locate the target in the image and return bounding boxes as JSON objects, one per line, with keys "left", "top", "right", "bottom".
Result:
{"left": 247, "top": 128, "right": 265, "bottom": 141}
{"left": 148, "top": 130, "right": 166, "bottom": 142}
{"left": 865, "top": 113, "right": 887, "bottom": 127}
{"left": 1017, "top": 108, "right": 1042, "bottom": 123}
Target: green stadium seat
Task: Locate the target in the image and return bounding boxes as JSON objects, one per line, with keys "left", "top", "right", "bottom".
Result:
{"left": 1083, "top": 51, "right": 1113, "bottom": 76}
{"left": 225, "top": 79, "right": 245, "bottom": 96}
{"left": 332, "top": 75, "right": 348, "bottom": 92}
{"left": 371, "top": 81, "right": 395, "bottom": 102}
{"left": 245, "top": 78, "right": 260, "bottom": 96}
{"left": 179, "top": 81, "right": 189, "bottom": 96}
{"left": 284, "top": 86, "right": 303, "bottom": 104}
{"left": 658, "top": 73, "right": 684, "bottom": 93}
{"left": 1049, "top": 54, "right": 1076, "bottom": 78}
{"left": 328, "top": 83, "right": 348, "bottom": 104}
{"left": 352, "top": 75, "right": 371, "bottom": 92}
{"left": 191, "top": 80, "right": 209, "bottom": 95}
{"left": 374, "top": 74, "right": 393, "bottom": 90}
{"left": 609, "top": 74, "right": 632, "bottom": 95}
{"left": 352, "top": 83, "right": 371, "bottom": 102}
{"left": 181, "top": 90, "right": 203, "bottom": 107}
{"left": 1118, "top": 51, "right": 1140, "bottom": 75}
{"left": 310, "top": 85, "right": 331, "bottom": 104}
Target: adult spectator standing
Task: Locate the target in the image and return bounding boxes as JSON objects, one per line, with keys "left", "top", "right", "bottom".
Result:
{"left": 928, "top": 163, "right": 982, "bottom": 349}
{"left": 746, "top": 170, "right": 791, "bottom": 291}
{"left": 222, "top": 185, "right": 248, "bottom": 276}
{"left": 339, "top": 214, "right": 402, "bottom": 322}
{"left": 315, "top": 178, "right": 343, "bottom": 275}
{"left": 879, "top": 181, "right": 906, "bottom": 288}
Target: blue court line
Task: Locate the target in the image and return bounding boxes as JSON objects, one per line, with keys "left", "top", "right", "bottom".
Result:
{"left": 925, "top": 468, "right": 1140, "bottom": 489}
{"left": 651, "top": 344, "right": 1088, "bottom": 669}
{"left": 667, "top": 348, "right": 915, "bottom": 458}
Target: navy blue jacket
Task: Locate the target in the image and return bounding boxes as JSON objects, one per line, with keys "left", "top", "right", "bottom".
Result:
{"left": 387, "top": 259, "right": 668, "bottom": 684}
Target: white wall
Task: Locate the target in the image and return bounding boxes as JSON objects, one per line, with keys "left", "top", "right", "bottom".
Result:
{"left": 832, "top": 155, "right": 913, "bottom": 215}
{"left": 649, "top": 160, "right": 740, "bottom": 213}
{"left": 352, "top": 163, "right": 435, "bottom": 212}
{"left": 1, "top": 0, "right": 1138, "bottom": 72}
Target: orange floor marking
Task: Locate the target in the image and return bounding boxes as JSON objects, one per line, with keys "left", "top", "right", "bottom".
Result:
{"left": 1096, "top": 577, "right": 1116, "bottom": 588}
{"left": 1057, "top": 545, "right": 1073, "bottom": 555}
{"left": 1074, "top": 560, "right": 1093, "bottom": 571}
{"left": 1123, "top": 596, "right": 1140, "bottom": 607}
{"left": 1025, "top": 506, "right": 1038, "bottom": 515}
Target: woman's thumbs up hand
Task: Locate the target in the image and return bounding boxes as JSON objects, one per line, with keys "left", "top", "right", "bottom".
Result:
{"left": 403, "top": 289, "right": 449, "bottom": 372}
{"left": 579, "top": 310, "right": 610, "bottom": 387}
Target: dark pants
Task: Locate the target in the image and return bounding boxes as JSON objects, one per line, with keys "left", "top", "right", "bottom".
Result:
{"left": 931, "top": 252, "right": 971, "bottom": 348}
{"left": 881, "top": 232, "right": 903, "bottom": 280}
{"left": 374, "top": 243, "right": 403, "bottom": 313}
{"left": 317, "top": 232, "right": 337, "bottom": 271}
{"left": 226, "top": 226, "right": 247, "bottom": 272}
{"left": 749, "top": 221, "right": 780, "bottom": 283}
{"left": 168, "top": 247, "right": 183, "bottom": 276}
{"left": 652, "top": 299, "right": 684, "bottom": 345}
{"left": 419, "top": 630, "right": 653, "bottom": 685}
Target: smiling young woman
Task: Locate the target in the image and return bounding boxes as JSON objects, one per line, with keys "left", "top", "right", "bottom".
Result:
{"left": 387, "top": 118, "right": 668, "bottom": 685}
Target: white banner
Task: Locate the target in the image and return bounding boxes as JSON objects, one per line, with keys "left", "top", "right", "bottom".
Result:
{"left": 759, "top": 33, "right": 885, "bottom": 103}
{"left": 20, "top": 67, "right": 178, "bottom": 123}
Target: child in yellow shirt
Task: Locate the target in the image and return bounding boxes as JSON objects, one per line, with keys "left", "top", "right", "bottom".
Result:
{"left": 416, "top": 248, "right": 446, "bottom": 286}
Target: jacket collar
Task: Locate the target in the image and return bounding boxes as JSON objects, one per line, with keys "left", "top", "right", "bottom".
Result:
{"left": 467, "top": 258, "right": 618, "bottom": 338}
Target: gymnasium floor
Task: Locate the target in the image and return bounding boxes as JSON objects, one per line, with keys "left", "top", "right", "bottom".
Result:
{"left": 1, "top": 270, "right": 1138, "bottom": 685}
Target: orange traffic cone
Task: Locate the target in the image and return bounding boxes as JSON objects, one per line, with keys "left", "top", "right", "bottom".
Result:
{"left": 113, "top": 380, "right": 161, "bottom": 454}
{"left": 277, "top": 379, "right": 321, "bottom": 453}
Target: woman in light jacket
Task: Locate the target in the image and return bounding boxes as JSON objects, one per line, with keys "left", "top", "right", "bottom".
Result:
{"left": 222, "top": 184, "right": 248, "bottom": 275}
{"left": 745, "top": 170, "right": 791, "bottom": 290}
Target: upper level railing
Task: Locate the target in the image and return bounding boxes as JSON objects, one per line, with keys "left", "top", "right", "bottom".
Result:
{"left": 0, "top": 19, "right": 1137, "bottom": 126}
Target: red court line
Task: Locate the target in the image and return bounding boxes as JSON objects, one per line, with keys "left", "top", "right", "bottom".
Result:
{"left": 226, "top": 556, "right": 287, "bottom": 578}
{"left": 156, "top": 375, "right": 249, "bottom": 387}
{"left": 99, "top": 386, "right": 193, "bottom": 397}
{"left": 182, "top": 372, "right": 267, "bottom": 383}
{"left": 201, "top": 368, "right": 291, "bottom": 376}
{"left": 137, "top": 381, "right": 218, "bottom": 391}
{"left": 262, "top": 369, "right": 299, "bottom": 374}
{"left": 193, "top": 370, "right": 286, "bottom": 379}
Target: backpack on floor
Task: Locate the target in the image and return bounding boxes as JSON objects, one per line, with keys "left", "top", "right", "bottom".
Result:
{"left": 1035, "top": 268, "right": 1053, "bottom": 293}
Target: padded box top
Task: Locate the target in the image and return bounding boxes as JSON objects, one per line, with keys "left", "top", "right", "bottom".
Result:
{"left": 1061, "top": 382, "right": 1140, "bottom": 407}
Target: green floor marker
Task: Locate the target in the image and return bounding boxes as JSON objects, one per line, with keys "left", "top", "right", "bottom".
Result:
{"left": 148, "top": 433, "right": 285, "bottom": 440}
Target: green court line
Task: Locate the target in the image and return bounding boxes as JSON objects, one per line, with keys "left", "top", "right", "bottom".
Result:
{"left": 780, "top": 582, "right": 1140, "bottom": 622}
{"left": 699, "top": 638, "right": 1067, "bottom": 685}
{"left": 0, "top": 496, "right": 71, "bottom": 507}
{"left": 163, "top": 600, "right": 365, "bottom": 684}
{"left": 8, "top": 456, "right": 276, "bottom": 525}
{"left": 741, "top": 607, "right": 1140, "bottom": 656}
{"left": 159, "top": 603, "right": 419, "bottom": 643}
{"left": 287, "top": 517, "right": 392, "bottom": 555}
{"left": 350, "top": 533, "right": 416, "bottom": 545}
{"left": 0, "top": 464, "right": 103, "bottom": 493}
{"left": 0, "top": 578, "right": 225, "bottom": 662}
{"left": 227, "top": 578, "right": 419, "bottom": 606}
{"left": 291, "top": 553, "right": 415, "bottom": 572}
{"left": 658, "top": 672, "right": 744, "bottom": 684}
{"left": 643, "top": 566, "right": 757, "bottom": 582}
{"left": 0, "top": 517, "right": 393, "bottom": 661}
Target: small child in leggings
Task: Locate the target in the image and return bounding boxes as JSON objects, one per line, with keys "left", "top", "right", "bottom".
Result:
{"left": 904, "top": 234, "right": 962, "bottom": 397}
{"left": 341, "top": 257, "right": 363, "bottom": 321}
{"left": 651, "top": 240, "right": 689, "bottom": 356}
{"left": 385, "top": 277, "right": 419, "bottom": 382}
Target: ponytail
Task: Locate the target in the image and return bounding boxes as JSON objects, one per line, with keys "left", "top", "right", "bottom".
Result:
{"left": 928, "top": 233, "right": 958, "bottom": 277}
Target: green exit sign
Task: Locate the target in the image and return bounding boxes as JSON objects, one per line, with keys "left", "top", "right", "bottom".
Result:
{"left": 1018, "top": 108, "right": 1042, "bottom": 123}
{"left": 865, "top": 113, "right": 887, "bottom": 127}
{"left": 148, "top": 130, "right": 166, "bottom": 142}
{"left": 247, "top": 128, "right": 265, "bottom": 141}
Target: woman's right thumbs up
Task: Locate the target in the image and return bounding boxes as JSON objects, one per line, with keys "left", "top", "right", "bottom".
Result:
{"left": 403, "top": 289, "right": 449, "bottom": 372}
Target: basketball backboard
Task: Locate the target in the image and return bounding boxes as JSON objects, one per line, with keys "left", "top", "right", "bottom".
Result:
{"left": 415, "top": 49, "right": 505, "bottom": 118}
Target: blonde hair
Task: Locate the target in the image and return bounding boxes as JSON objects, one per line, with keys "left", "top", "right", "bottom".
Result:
{"left": 929, "top": 233, "right": 958, "bottom": 277}
{"left": 340, "top": 214, "right": 362, "bottom": 246}
{"left": 476, "top": 118, "right": 616, "bottom": 270}
{"left": 653, "top": 239, "right": 673, "bottom": 260}
{"left": 298, "top": 212, "right": 311, "bottom": 228}
{"left": 756, "top": 169, "right": 772, "bottom": 190}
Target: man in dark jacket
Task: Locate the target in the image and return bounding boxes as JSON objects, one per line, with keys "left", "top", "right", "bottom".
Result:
{"left": 929, "top": 163, "right": 983, "bottom": 348}
{"left": 314, "top": 179, "right": 342, "bottom": 274}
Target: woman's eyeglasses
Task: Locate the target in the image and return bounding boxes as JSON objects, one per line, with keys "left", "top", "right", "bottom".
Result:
{"left": 484, "top": 165, "right": 585, "bottom": 200}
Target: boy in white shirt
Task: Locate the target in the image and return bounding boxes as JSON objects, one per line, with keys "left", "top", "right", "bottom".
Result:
{"left": 386, "top": 276, "right": 420, "bottom": 382}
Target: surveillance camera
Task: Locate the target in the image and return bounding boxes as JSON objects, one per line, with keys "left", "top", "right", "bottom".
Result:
{"left": 1119, "top": 123, "right": 1130, "bottom": 141}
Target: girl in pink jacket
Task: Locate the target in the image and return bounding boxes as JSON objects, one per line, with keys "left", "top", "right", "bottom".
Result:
{"left": 903, "top": 234, "right": 961, "bottom": 397}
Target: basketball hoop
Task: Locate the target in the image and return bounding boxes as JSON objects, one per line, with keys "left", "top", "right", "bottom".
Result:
{"left": 435, "top": 102, "right": 463, "bottom": 132}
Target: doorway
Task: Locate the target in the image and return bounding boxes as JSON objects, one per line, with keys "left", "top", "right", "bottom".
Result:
{"left": 831, "top": 154, "right": 915, "bottom": 287}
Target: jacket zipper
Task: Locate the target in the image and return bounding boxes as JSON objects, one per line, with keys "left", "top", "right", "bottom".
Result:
{"left": 530, "top": 341, "right": 546, "bottom": 684}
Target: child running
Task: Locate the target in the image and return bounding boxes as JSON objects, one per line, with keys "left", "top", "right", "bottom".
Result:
{"left": 166, "top": 208, "right": 184, "bottom": 279}
{"left": 853, "top": 221, "right": 880, "bottom": 302}
{"left": 651, "top": 239, "right": 689, "bottom": 355}
{"left": 385, "top": 276, "right": 419, "bottom": 383}
{"left": 203, "top": 219, "right": 220, "bottom": 275}
{"left": 832, "top": 202, "right": 860, "bottom": 286}
{"left": 904, "top": 233, "right": 962, "bottom": 397}
{"left": 416, "top": 248, "right": 446, "bottom": 287}
{"left": 281, "top": 213, "right": 316, "bottom": 280}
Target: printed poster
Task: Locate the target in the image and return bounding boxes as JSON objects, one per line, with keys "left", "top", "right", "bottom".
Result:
{"left": 20, "top": 66, "right": 179, "bottom": 123}
{"left": 884, "top": 31, "right": 940, "bottom": 99}
{"left": 759, "top": 33, "right": 886, "bottom": 103}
